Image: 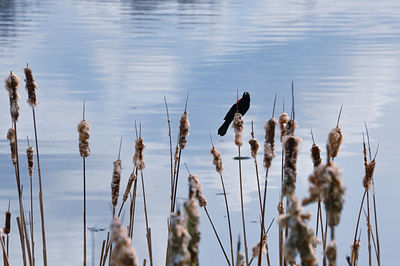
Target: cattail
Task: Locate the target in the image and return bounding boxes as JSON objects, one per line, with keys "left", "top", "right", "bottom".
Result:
{"left": 26, "top": 146, "right": 34, "bottom": 177}
{"left": 110, "top": 217, "right": 139, "bottom": 266}
{"left": 184, "top": 197, "right": 200, "bottom": 265}
{"left": 252, "top": 234, "right": 267, "bottom": 258}
{"left": 303, "top": 162, "right": 345, "bottom": 227}
{"left": 326, "top": 240, "right": 337, "bottom": 266}
{"left": 179, "top": 111, "right": 190, "bottom": 149}
{"left": 284, "top": 119, "right": 297, "bottom": 137}
{"left": 134, "top": 137, "right": 146, "bottom": 170}
{"left": 279, "top": 195, "right": 318, "bottom": 266}
{"left": 77, "top": 119, "right": 90, "bottom": 157}
{"left": 211, "top": 147, "right": 223, "bottom": 174}
{"left": 188, "top": 174, "right": 207, "bottom": 207}
{"left": 277, "top": 201, "right": 284, "bottom": 215}
{"left": 7, "top": 128, "right": 17, "bottom": 165}
{"left": 363, "top": 159, "right": 376, "bottom": 190}
{"left": 351, "top": 240, "right": 361, "bottom": 262}
{"left": 249, "top": 138, "right": 259, "bottom": 159}
{"left": 4, "top": 210, "right": 11, "bottom": 235}
{"left": 168, "top": 212, "right": 191, "bottom": 266}
{"left": 264, "top": 118, "right": 277, "bottom": 168}
{"left": 174, "top": 146, "right": 179, "bottom": 162}
{"left": 311, "top": 144, "right": 322, "bottom": 168}
{"left": 279, "top": 112, "right": 290, "bottom": 141}
{"left": 24, "top": 66, "right": 38, "bottom": 107}
{"left": 233, "top": 113, "right": 244, "bottom": 146}
{"left": 328, "top": 128, "right": 343, "bottom": 159}
{"left": 111, "top": 160, "right": 122, "bottom": 211}
{"left": 5, "top": 72, "right": 21, "bottom": 122}
{"left": 282, "top": 136, "right": 302, "bottom": 196}
{"left": 122, "top": 172, "right": 137, "bottom": 202}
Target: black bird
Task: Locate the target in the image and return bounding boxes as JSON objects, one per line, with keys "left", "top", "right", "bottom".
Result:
{"left": 218, "top": 92, "right": 250, "bottom": 136}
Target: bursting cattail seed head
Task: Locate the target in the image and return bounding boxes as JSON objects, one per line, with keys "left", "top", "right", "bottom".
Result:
{"left": 363, "top": 159, "right": 376, "bottom": 190}
{"left": 179, "top": 111, "right": 190, "bottom": 149}
{"left": 24, "top": 66, "right": 38, "bottom": 107}
{"left": 5, "top": 72, "right": 21, "bottom": 122}
{"left": 284, "top": 119, "right": 298, "bottom": 137}
{"left": 184, "top": 197, "right": 200, "bottom": 265}
{"left": 211, "top": 147, "right": 223, "bottom": 174}
{"left": 264, "top": 118, "right": 277, "bottom": 169}
{"left": 77, "top": 119, "right": 90, "bottom": 157}
{"left": 249, "top": 138, "right": 259, "bottom": 159}
{"left": 111, "top": 160, "right": 122, "bottom": 210}
{"left": 311, "top": 144, "right": 322, "bottom": 168}
{"left": 233, "top": 112, "right": 244, "bottom": 146}
{"left": 110, "top": 217, "right": 139, "bottom": 266}
{"left": 279, "top": 112, "right": 290, "bottom": 141}
{"left": 123, "top": 172, "right": 137, "bottom": 202}
{"left": 26, "top": 146, "right": 35, "bottom": 177}
{"left": 188, "top": 174, "right": 207, "bottom": 207}
{"left": 328, "top": 128, "right": 343, "bottom": 159}
{"left": 327, "top": 240, "right": 338, "bottom": 266}
{"left": 168, "top": 212, "right": 191, "bottom": 266}
{"left": 4, "top": 210, "right": 11, "bottom": 235}
{"left": 252, "top": 234, "right": 268, "bottom": 258}
{"left": 134, "top": 137, "right": 146, "bottom": 170}
{"left": 282, "top": 136, "right": 302, "bottom": 196}
{"left": 7, "top": 128, "right": 17, "bottom": 165}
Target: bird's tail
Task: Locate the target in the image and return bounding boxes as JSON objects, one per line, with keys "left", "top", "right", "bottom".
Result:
{"left": 218, "top": 120, "right": 230, "bottom": 136}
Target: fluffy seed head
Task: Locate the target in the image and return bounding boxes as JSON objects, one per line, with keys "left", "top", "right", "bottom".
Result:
{"left": 26, "top": 146, "right": 34, "bottom": 177}
{"left": 24, "top": 66, "right": 38, "bottom": 107}
{"left": 211, "top": 147, "right": 223, "bottom": 174}
{"left": 77, "top": 119, "right": 90, "bottom": 157}
{"left": 168, "top": 212, "right": 191, "bottom": 266}
{"left": 134, "top": 137, "right": 146, "bottom": 170}
{"left": 111, "top": 160, "right": 122, "bottom": 209}
{"left": 188, "top": 174, "right": 207, "bottom": 207}
{"left": 264, "top": 118, "right": 277, "bottom": 168}
{"left": 179, "top": 111, "right": 190, "bottom": 149}
{"left": 284, "top": 119, "right": 298, "bottom": 137}
{"left": 5, "top": 72, "right": 21, "bottom": 122}
{"left": 233, "top": 113, "right": 244, "bottom": 146}
{"left": 279, "top": 112, "right": 290, "bottom": 141}
{"left": 311, "top": 144, "right": 322, "bottom": 168}
{"left": 363, "top": 160, "right": 376, "bottom": 190}
{"left": 282, "top": 136, "right": 302, "bottom": 196}
{"left": 122, "top": 172, "right": 137, "bottom": 202}
{"left": 184, "top": 197, "right": 200, "bottom": 265}
{"left": 328, "top": 128, "right": 343, "bottom": 159}
{"left": 249, "top": 138, "right": 259, "bottom": 158}
{"left": 327, "top": 240, "right": 338, "bottom": 266}
{"left": 252, "top": 234, "right": 268, "bottom": 258}
{"left": 7, "top": 128, "right": 17, "bottom": 165}
{"left": 110, "top": 217, "right": 139, "bottom": 266}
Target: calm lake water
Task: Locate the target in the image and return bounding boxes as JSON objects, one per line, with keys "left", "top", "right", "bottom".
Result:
{"left": 1, "top": 0, "right": 400, "bottom": 265}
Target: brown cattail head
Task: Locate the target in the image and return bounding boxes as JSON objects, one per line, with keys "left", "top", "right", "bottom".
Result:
{"left": 111, "top": 160, "right": 122, "bottom": 210}
{"left": 277, "top": 201, "right": 284, "bottom": 214}
{"left": 328, "top": 127, "right": 343, "bottom": 159}
{"left": 110, "top": 217, "right": 139, "bottom": 266}
{"left": 122, "top": 172, "right": 137, "bottom": 202}
{"left": 282, "top": 136, "right": 302, "bottom": 196}
{"left": 284, "top": 119, "right": 298, "bottom": 137}
{"left": 4, "top": 210, "right": 11, "bottom": 234}
{"left": 24, "top": 66, "right": 38, "bottom": 107}
{"left": 77, "top": 119, "right": 90, "bottom": 157}
{"left": 233, "top": 112, "right": 244, "bottom": 146}
{"left": 249, "top": 138, "right": 259, "bottom": 159}
{"left": 252, "top": 234, "right": 268, "bottom": 258}
{"left": 279, "top": 195, "right": 318, "bottom": 266}
{"left": 5, "top": 72, "right": 21, "bottom": 122}
{"left": 279, "top": 112, "right": 290, "bottom": 141}
{"left": 168, "top": 212, "right": 191, "bottom": 266}
{"left": 363, "top": 159, "right": 376, "bottom": 190}
{"left": 134, "top": 137, "right": 146, "bottom": 170}
{"left": 264, "top": 118, "right": 277, "bottom": 169}
{"left": 311, "top": 144, "right": 322, "bottom": 168}
{"left": 326, "top": 240, "right": 338, "bottom": 266}
{"left": 7, "top": 128, "right": 17, "bottom": 165}
{"left": 188, "top": 174, "right": 207, "bottom": 207}
{"left": 211, "top": 147, "right": 224, "bottom": 174}
{"left": 184, "top": 197, "right": 200, "bottom": 265}
{"left": 26, "top": 146, "right": 34, "bottom": 177}
{"left": 179, "top": 111, "right": 190, "bottom": 149}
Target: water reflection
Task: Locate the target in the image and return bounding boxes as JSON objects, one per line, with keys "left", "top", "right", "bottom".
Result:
{"left": 0, "top": 0, "right": 399, "bottom": 265}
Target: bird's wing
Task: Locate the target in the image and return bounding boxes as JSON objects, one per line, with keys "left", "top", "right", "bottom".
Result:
{"left": 223, "top": 102, "right": 238, "bottom": 120}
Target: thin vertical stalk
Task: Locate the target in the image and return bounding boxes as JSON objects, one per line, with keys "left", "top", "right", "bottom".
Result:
{"left": 279, "top": 147, "right": 284, "bottom": 266}
{"left": 0, "top": 234, "right": 9, "bottom": 266}
{"left": 32, "top": 108, "right": 47, "bottom": 266}
{"left": 16, "top": 217, "right": 27, "bottom": 266}
{"left": 171, "top": 148, "right": 182, "bottom": 212}
{"left": 140, "top": 171, "right": 153, "bottom": 266}
{"left": 258, "top": 168, "right": 269, "bottom": 266}
{"left": 372, "top": 192, "right": 381, "bottom": 266}
{"left": 83, "top": 157, "right": 87, "bottom": 266}
{"left": 351, "top": 190, "right": 367, "bottom": 266}
{"left": 203, "top": 207, "right": 231, "bottom": 265}
{"left": 237, "top": 146, "right": 249, "bottom": 265}
{"left": 367, "top": 190, "right": 372, "bottom": 266}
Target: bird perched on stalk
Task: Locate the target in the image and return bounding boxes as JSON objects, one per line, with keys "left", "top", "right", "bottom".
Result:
{"left": 218, "top": 92, "right": 250, "bottom": 136}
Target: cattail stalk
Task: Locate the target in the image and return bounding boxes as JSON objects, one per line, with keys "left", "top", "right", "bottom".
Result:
{"left": 0, "top": 231, "right": 10, "bottom": 266}
{"left": 232, "top": 113, "right": 248, "bottom": 265}
{"left": 23, "top": 65, "right": 48, "bottom": 266}
{"left": 26, "top": 144, "right": 35, "bottom": 265}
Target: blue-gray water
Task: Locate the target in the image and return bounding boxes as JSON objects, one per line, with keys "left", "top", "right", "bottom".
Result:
{"left": 1, "top": 0, "right": 399, "bottom": 265}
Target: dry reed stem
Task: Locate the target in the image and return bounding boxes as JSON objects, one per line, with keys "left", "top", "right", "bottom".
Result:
{"left": 16, "top": 217, "right": 27, "bottom": 266}
{"left": 0, "top": 231, "right": 10, "bottom": 266}
{"left": 140, "top": 170, "right": 153, "bottom": 266}
{"left": 350, "top": 190, "right": 366, "bottom": 266}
